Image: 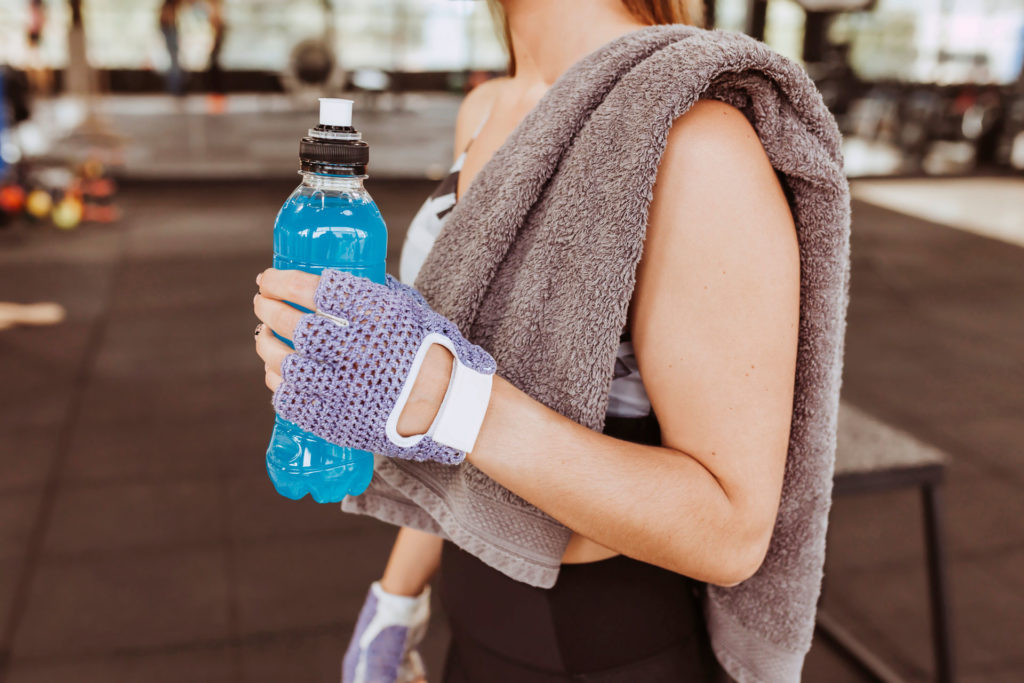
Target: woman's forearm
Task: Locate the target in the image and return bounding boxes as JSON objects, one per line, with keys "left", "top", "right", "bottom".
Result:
{"left": 396, "top": 350, "right": 769, "bottom": 586}
{"left": 465, "top": 378, "right": 769, "bottom": 587}
{"left": 379, "top": 527, "right": 444, "bottom": 597}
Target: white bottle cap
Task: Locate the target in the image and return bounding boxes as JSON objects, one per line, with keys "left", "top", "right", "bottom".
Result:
{"left": 319, "top": 98, "right": 353, "bottom": 127}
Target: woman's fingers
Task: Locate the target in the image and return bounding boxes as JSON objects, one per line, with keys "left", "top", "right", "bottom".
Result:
{"left": 257, "top": 268, "right": 319, "bottom": 310}
{"left": 254, "top": 269, "right": 321, "bottom": 394}
{"left": 255, "top": 323, "right": 292, "bottom": 376}
{"left": 254, "top": 293, "right": 304, "bottom": 339}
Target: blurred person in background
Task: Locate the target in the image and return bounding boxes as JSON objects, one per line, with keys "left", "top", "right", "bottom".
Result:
{"left": 203, "top": 0, "right": 226, "bottom": 112}
{"left": 63, "top": 0, "right": 92, "bottom": 99}
{"left": 253, "top": 1, "right": 816, "bottom": 681}
{"left": 24, "top": 0, "right": 52, "bottom": 95}
{"left": 159, "top": 0, "right": 184, "bottom": 96}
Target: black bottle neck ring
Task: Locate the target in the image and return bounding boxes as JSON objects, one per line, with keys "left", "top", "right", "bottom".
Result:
{"left": 299, "top": 125, "right": 369, "bottom": 176}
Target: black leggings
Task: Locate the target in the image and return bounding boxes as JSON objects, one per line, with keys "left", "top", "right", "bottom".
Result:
{"left": 438, "top": 414, "right": 721, "bottom": 682}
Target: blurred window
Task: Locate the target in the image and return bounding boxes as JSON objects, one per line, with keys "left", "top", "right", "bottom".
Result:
{"left": 764, "top": 0, "right": 807, "bottom": 62}
{"left": 833, "top": 0, "right": 1024, "bottom": 84}
{"left": 0, "top": 0, "right": 507, "bottom": 72}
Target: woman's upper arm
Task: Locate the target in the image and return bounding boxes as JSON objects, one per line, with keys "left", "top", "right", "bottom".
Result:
{"left": 452, "top": 77, "right": 505, "bottom": 162}
{"left": 631, "top": 99, "right": 800, "bottom": 557}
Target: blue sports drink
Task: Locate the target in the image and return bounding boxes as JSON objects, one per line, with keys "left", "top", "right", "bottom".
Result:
{"left": 266, "top": 98, "right": 387, "bottom": 502}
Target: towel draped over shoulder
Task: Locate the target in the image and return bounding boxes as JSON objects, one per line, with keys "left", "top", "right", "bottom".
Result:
{"left": 342, "top": 24, "right": 852, "bottom": 682}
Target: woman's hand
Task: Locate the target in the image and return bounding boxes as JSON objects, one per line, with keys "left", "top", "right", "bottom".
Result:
{"left": 254, "top": 270, "right": 442, "bottom": 394}
{"left": 253, "top": 268, "right": 493, "bottom": 465}
{"left": 254, "top": 270, "right": 457, "bottom": 438}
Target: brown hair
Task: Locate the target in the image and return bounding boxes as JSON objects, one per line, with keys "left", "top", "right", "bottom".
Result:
{"left": 488, "top": 1, "right": 705, "bottom": 77}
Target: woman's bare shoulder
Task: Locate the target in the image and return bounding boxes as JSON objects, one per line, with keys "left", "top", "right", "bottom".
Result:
{"left": 453, "top": 77, "right": 509, "bottom": 156}
{"left": 666, "top": 98, "right": 769, "bottom": 173}
{"left": 651, "top": 97, "right": 794, "bottom": 248}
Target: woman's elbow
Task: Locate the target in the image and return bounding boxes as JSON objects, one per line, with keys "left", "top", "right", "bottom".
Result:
{"left": 712, "top": 526, "right": 774, "bottom": 588}
{"left": 720, "top": 502, "right": 778, "bottom": 586}
{"left": 677, "top": 504, "right": 777, "bottom": 589}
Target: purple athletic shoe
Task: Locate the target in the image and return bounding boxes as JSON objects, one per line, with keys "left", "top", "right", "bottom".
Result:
{"left": 272, "top": 269, "right": 496, "bottom": 465}
{"left": 342, "top": 581, "right": 430, "bottom": 683}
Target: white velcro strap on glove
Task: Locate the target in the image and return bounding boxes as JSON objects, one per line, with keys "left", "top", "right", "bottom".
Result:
{"left": 386, "top": 332, "right": 494, "bottom": 455}
{"left": 431, "top": 354, "right": 493, "bottom": 454}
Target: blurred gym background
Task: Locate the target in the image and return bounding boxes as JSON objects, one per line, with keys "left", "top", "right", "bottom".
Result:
{"left": 0, "top": 1, "right": 1022, "bottom": 681}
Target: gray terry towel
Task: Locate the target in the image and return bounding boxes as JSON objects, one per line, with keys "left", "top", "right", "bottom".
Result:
{"left": 343, "top": 24, "right": 851, "bottom": 682}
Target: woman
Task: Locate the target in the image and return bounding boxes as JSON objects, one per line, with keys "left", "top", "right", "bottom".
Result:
{"left": 255, "top": 1, "right": 822, "bottom": 681}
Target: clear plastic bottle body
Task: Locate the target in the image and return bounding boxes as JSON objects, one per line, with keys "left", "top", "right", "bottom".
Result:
{"left": 266, "top": 171, "right": 386, "bottom": 502}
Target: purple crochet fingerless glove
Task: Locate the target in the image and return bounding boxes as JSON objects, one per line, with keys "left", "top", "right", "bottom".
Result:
{"left": 272, "top": 270, "right": 496, "bottom": 465}
{"left": 385, "top": 274, "right": 430, "bottom": 309}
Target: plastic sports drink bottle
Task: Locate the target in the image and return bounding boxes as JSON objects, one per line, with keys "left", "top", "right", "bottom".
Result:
{"left": 266, "top": 98, "right": 387, "bottom": 502}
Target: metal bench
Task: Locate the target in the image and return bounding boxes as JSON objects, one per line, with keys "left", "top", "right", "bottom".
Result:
{"left": 817, "top": 401, "right": 955, "bottom": 683}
